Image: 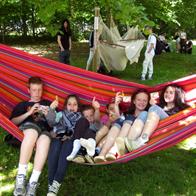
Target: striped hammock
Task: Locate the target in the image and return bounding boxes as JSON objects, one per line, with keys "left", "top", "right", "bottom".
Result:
{"left": 0, "top": 44, "right": 196, "bottom": 165}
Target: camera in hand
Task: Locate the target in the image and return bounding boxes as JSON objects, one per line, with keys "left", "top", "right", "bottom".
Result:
{"left": 56, "top": 129, "right": 73, "bottom": 138}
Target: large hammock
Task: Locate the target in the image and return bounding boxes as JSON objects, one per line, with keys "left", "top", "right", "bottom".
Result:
{"left": 0, "top": 44, "right": 195, "bottom": 165}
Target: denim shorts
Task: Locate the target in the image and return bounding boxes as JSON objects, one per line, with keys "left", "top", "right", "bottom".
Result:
{"left": 113, "top": 114, "right": 135, "bottom": 129}
{"left": 19, "top": 122, "right": 51, "bottom": 138}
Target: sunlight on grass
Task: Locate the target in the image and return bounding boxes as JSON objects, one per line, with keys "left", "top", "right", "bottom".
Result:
{"left": 0, "top": 184, "right": 14, "bottom": 192}
{"left": 177, "top": 135, "right": 196, "bottom": 150}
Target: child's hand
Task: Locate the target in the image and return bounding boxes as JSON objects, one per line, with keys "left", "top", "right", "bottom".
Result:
{"left": 50, "top": 131, "right": 57, "bottom": 138}
{"left": 92, "top": 97, "right": 100, "bottom": 110}
{"left": 27, "top": 103, "right": 40, "bottom": 115}
{"left": 50, "top": 96, "right": 59, "bottom": 109}
{"left": 115, "top": 92, "right": 123, "bottom": 105}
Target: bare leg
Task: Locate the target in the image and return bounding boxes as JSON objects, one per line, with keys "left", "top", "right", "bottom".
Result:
{"left": 118, "top": 123, "right": 131, "bottom": 137}
{"left": 19, "top": 129, "right": 38, "bottom": 164}
{"left": 33, "top": 134, "right": 51, "bottom": 171}
{"left": 97, "top": 135, "right": 106, "bottom": 149}
{"left": 127, "top": 119, "right": 144, "bottom": 140}
{"left": 98, "top": 126, "right": 120, "bottom": 157}
{"left": 115, "top": 123, "right": 131, "bottom": 155}
{"left": 141, "top": 112, "right": 160, "bottom": 138}
{"left": 95, "top": 125, "right": 109, "bottom": 144}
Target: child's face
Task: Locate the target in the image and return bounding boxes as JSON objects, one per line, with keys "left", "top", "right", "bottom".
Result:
{"left": 164, "top": 86, "right": 176, "bottom": 104}
{"left": 83, "top": 109, "right": 94, "bottom": 123}
{"left": 107, "top": 103, "right": 115, "bottom": 115}
{"left": 66, "top": 97, "right": 78, "bottom": 112}
{"left": 133, "top": 92, "right": 149, "bottom": 111}
{"left": 28, "top": 83, "right": 43, "bottom": 102}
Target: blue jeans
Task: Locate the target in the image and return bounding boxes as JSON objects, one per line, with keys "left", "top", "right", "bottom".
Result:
{"left": 137, "top": 105, "right": 169, "bottom": 123}
{"left": 113, "top": 114, "right": 136, "bottom": 129}
{"left": 48, "top": 138, "right": 73, "bottom": 185}
{"left": 59, "top": 49, "right": 70, "bottom": 64}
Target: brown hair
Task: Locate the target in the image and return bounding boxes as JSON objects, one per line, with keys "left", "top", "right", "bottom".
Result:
{"left": 64, "top": 94, "right": 81, "bottom": 111}
{"left": 127, "top": 89, "right": 151, "bottom": 115}
{"left": 28, "top": 76, "right": 43, "bottom": 86}
{"left": 81, "top": 104, "right": 95, "bottom": 114}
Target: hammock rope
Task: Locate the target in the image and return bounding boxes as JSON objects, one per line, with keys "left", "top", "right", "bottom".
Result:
{"left": 0, "top": 44, "right": 195, "bottom": 165}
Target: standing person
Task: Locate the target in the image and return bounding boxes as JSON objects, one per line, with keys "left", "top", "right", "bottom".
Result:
{"left": 141, "top": 26, "right": 157, "bottom": 81}
{"left": 125, "top": 85, "right": 189, "bottom": 151}
{"left": 86, "top": 30, "right": 94, "bottom": 70}
{"left": 57, "top": 19, "right": 72, "bottom": 64}
{"left": 11, "top": 77, "right": 52, "bottom": 196}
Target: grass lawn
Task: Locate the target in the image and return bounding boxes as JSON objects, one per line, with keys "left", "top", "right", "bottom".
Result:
{"left": 0, "top": 42, "right": 196, "bottom": 196}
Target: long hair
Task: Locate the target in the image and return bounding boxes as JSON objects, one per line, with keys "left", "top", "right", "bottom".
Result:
{"left": 159, "top": 84, "right": 188, "bottom": 110}
{"left": 61, "top": 19, "right": 71, "bottom": 34}
{"left": 64, "top": 94, "right": 81, "bottom": 111}
{"left": 127, "top": 89, "right": 151, "bottom": 115}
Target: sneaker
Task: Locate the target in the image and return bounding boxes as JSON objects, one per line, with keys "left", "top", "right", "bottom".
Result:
{"left": 66, "top": 154, "right": 75, "bottom": 161}
{"left": 124, "top": 138, "right": 134, "bottom": 152}
{"left": 26, "top": 181, "right": 39, "bottom": 196}
{"left": 105, "top": 153, "right": 116, "bottom": 161}
{"left": 85, "top": 154, "right": 94, "bottom": 164}
{"left": 72, "top": 155, "right": 86, "bottom": 164}
{"left": 115, "top": 137, "right": 127, "bottom": 156}
{"left": 80, "top": 138, "right": 96, "bottom": 157}
{"left": 141, "top": 76, "right": 146, "bottom": 81}
{"left": 47, "top": 193, "right": 56, "bottom": 196}
{"left": 94, "top": 155, "right": 106, "bottom": 163}
{"left": 13, "top": 174, "right": 26, "bottom": 196}
{"left": 148, "top": 76, "right": 153, "bottom": 80}
{"left": 48, "top": 180, "right": 61, "bottom": 196}
{"left": 125, "top": 135, "right": 148, "bottom": 151}
{"left": 47, "top": 193, "right": 57, "bottom": 196}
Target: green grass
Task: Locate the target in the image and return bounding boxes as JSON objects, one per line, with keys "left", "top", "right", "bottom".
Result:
{"left": 0, "top": 43, "right": 196, "bottom": 196}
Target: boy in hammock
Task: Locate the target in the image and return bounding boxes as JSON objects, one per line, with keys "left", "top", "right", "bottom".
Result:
{"left": 11, "top": 77, "right": 54, "bottom": 196}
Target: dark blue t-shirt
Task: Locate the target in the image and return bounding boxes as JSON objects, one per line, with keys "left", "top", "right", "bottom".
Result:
{"left": 10, "top": 99, "right": 51, "bottom": 132}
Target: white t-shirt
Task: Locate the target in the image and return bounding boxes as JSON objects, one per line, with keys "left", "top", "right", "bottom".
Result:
{"left": 146, "top": 34, "right": 156, "bottom": 56}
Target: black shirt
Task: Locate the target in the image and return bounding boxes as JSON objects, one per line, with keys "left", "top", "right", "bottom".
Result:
{"left": 57, "top": 29, "right": 71, "bottom": 50}
{"left": 10, "top": 99, "right": 51, "bottom": 132}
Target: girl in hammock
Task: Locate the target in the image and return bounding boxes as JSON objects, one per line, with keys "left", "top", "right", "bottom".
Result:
{"left": 94, "top": 89, "right": 151, "bottom": 163}
{"left": 45, "top": 94, "right": 88, "bottom": 196}
{"left": 124, "top": 84, "right": 189, "bottom": 151}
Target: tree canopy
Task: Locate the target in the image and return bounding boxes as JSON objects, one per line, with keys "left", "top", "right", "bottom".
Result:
{"left": 0, "top": 0, "right": 195, "bottom": 42}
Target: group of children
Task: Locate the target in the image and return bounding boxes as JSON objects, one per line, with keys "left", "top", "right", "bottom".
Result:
{"left": 11, "top": 76, "right": 188, "bottom": 196}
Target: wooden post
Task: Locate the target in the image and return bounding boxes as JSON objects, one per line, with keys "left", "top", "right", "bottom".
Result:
{"left": 92, "top": 7, "right": 100, "bottom": 72}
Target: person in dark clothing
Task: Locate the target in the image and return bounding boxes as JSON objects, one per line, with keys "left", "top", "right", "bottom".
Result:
{"left": 186, "top": 39, "right": 193, "bottom": 54}
{"left": 46, "top": 94, "right": 90, "bottom": 196}
{"left": 57, "top": 19, "right": 72, "bottom": 64}
{"left": 12, "top": 77, "right": 52, "bottom": 196}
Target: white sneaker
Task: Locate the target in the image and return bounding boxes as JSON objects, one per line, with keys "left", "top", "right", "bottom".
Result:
{"left": 26, "top": 181, "right": 39, "bottom": 196}
{"left": 131, "top": 135, "right": 149, "bottom": 150}
{"left": 13, "top": 174, "right": 26, "bottom": 196}
{"left": 66, "top": 154, "right": 75, "bottom": 161}
{"left": 47, "top": 180, "right": 61, "bottom": 196}
{"left": 80, "top": 138, "right": 96, "bottom": 156}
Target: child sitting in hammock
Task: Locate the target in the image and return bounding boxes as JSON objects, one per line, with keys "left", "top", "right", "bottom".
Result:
{"left": 67, "top": 97, "right": 119, "bottom": 162}
{"left": 94, "top": 89, "right": 151, "bottom": 163}
{"left": 125, "top": 84, "right": 189, "bottom": 151}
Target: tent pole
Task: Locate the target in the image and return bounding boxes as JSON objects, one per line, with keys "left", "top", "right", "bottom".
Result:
{"left": 92, "top": 7, "right": 100, "bottom": 72}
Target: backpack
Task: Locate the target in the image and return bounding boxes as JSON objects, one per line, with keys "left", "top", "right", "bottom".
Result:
{"left": 153, "top": 34, "right": 165, "bottom": 55}
{"left": 4, "top": 134, "right": 21, "bottom": 148}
